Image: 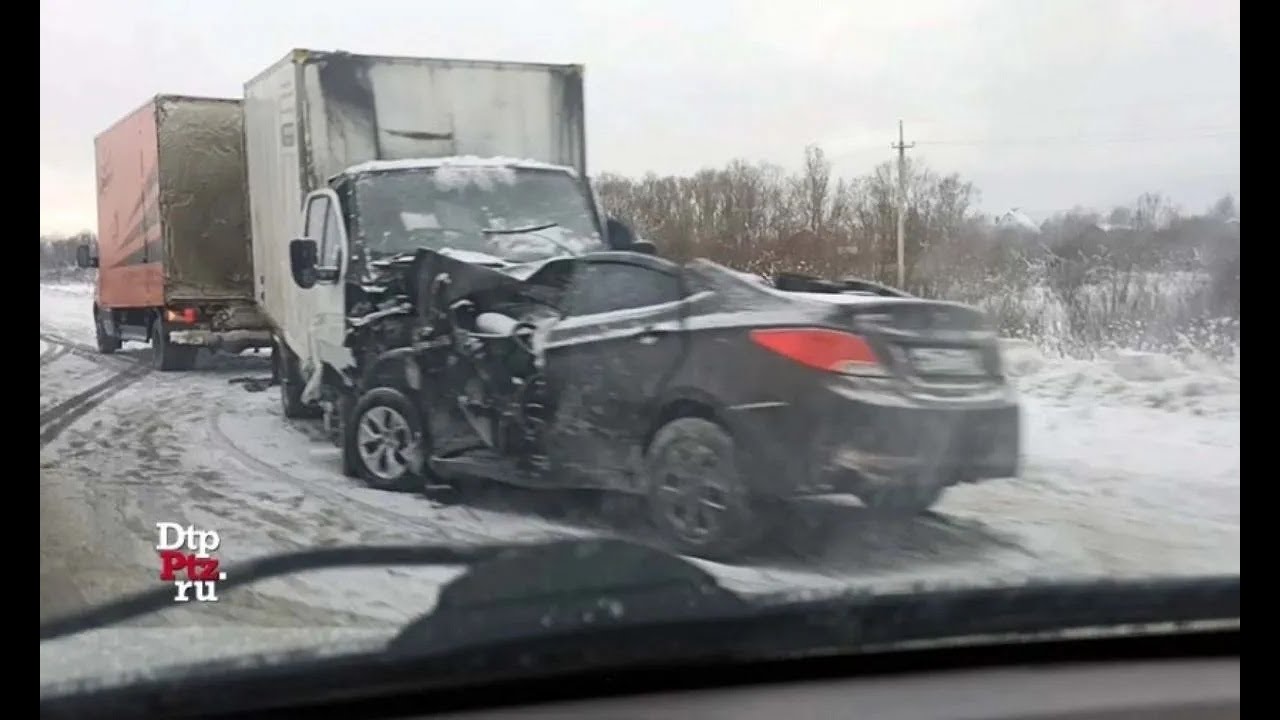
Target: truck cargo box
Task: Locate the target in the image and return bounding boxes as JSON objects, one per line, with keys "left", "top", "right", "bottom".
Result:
{"left": 94, "top": 95, "right": 253, "bottom": 308}
{"left": 243, "top": 49, "right": 587, "bottom": 345}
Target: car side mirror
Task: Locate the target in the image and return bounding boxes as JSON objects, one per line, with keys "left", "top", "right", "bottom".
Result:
{"left": 605, "top": 216, "right": 637, "bottom": 251}
{"left": 289, "top": 238, "right": 318, "bottom": 289}
{"left": 75, "top": 244, "right": 97, "bottom": 269}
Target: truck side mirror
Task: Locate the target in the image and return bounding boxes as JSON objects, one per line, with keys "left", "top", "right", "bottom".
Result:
{"left": 75, "top": 244, "right": 97, "bottom": 269}
{"left": 605, "top": 217, "right": 637, "bottom": 251}
{"left": 289, "top": 238, "right": 318, "bottom": 289}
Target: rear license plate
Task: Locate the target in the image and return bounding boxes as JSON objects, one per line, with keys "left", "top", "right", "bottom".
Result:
{"left": 907, "top": 347, "right": 986, "bottom": 376}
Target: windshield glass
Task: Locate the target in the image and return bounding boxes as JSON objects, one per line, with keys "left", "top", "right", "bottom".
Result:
{"left": 40, "top": 0, "right": 1238, "bottom": 708}
{"left": 353, "top": 166, "right": 605, "bottom": 261}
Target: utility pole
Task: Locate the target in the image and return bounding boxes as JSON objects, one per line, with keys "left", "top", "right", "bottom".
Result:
{"left": 891, "top": 119, "right": 915, "bottom": 288}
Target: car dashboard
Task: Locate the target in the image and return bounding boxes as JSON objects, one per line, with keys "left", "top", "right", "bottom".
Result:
{"left": 433, "top": 657, "right": 1239, "bottom": 719}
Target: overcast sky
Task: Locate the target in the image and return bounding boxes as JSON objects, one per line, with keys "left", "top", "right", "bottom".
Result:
{"left": 39, "top": 0, "right": 1239, "bottom": 236}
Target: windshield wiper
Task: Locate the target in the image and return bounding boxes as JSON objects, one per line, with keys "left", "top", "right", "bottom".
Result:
{"left": 482, "top": 223, "right": 581, "bottom": 256}
{"left": 482, "top": 222, "right": 559, "bottom": 235}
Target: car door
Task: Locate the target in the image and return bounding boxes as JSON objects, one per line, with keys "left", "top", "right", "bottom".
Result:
{"left": 542, "top": 256, "right": 688, "bottom": 491}
{"left": 296, "top": 190, "right": 353, "bottom": 393}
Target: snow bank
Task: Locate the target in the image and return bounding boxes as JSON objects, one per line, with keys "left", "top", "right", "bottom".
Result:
{"left": 40, "top": 281, "right": 96, "bottom": 343}
{"left": 1000, "top": 338, "right": 1047, "bottom": 376}
{"left": 1009, "top": 343, "right": 1239, "bottom": 418}
{"left": 1004, "top": 339, "right": 1239, "bottom": 412}
{"left": 956, "top": 267, "right": 1238, "bottom": 361}
{"left": 41, "top": 281, "right": 94, "bottom": 298}
{"left": 1108, "top": 349, "right": 1187, "bottom": 382}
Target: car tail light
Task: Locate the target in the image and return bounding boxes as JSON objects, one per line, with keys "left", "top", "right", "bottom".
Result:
{"left": 165, "top": 308, "right": 198, "bottom": 324}
{"left": 749, "top": 328, "right": 888, "bottom": 376}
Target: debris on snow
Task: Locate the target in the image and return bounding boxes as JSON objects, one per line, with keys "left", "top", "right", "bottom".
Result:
{"left": 228, "top": 376, "right": 275, "bottom": 392}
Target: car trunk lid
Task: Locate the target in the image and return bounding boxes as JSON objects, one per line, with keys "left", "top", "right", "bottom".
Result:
{"left": 797, "top": 295, "right": 1005, "bottom": 395}
{"left": 690, "top": 261, "right": 1007, "bottom": 396}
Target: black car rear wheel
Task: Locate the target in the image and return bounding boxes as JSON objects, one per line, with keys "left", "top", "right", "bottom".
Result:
{"left": 644, "top": 417, "right": 764, "bottom": 560}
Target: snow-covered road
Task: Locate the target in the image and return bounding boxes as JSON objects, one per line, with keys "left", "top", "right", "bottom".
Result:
{"left": 39, "top": 280, "right": 1239, "bottom": 676}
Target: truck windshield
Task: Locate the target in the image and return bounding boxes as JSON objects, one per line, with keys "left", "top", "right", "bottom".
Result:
{"left": 352, "top": 166, "right": 606, "bottom": 262}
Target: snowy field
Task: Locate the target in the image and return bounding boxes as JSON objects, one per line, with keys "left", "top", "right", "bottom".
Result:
{"left": 40, "top": 281, "right": 1239, "bottom": 684}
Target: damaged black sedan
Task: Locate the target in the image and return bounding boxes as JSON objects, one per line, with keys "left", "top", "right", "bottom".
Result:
{"left": 295, "top": 243, "right": 1020, "bottom": 558}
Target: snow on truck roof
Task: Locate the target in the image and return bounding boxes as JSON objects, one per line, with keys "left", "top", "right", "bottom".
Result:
{"left": 341, "top": 156, "right": 578, "bottom": 177}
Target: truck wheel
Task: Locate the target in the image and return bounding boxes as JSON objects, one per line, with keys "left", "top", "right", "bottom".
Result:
{"left": 644, "top": 417, "right": 765, "bottom": 560}
{"left": 274, "top": 339, "right": 321, "bottom": 420}
{"left": 151, "top": 316, "right": 197, "bottom": 372}
{"left": 93, "top": 305, "right": 121, "bottom": 354}
{"left": 859, "top": 483, "right": 945, "bottom": 515}
{"left": 344, "top": 387, "right": 425, "bottom": 491}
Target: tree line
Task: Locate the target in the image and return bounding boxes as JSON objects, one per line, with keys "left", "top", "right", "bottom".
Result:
{"left": 596, "top": 145, "right": 1239, "bottom": 356}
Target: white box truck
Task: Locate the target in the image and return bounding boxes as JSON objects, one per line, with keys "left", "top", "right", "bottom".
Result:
{"left": 243, "top": 49, "right": 639, "bottom": 423}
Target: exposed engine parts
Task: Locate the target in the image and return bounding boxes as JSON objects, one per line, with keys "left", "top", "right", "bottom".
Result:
{"left": 343, "top": 249, "right": 564, "bottom": 471}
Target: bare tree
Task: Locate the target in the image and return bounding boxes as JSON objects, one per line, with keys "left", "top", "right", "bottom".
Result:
{"left": 1208, "top": 193, "right": 1238, "bottom": 221}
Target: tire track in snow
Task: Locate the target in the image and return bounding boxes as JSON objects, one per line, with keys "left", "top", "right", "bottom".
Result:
{"left": 39, "top": 332, "right": 153, "bottom": 446}
{"left": 39, "top": 332, "right": 145, "bottom": 373}
{"left": 40, "top": 344, "right": 70, "bottom": 367}
{"left": 40, "top": 366, "right": 151, "bottom": 448}
{"left": 40, "top": 332, "right": 100, "bottom": 358}
{"left": 206, "top": 409, "right": 548, "bottom": 547}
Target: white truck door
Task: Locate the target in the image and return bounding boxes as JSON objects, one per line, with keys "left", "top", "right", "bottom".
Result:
{"left": 296, "top": 189, "right": 354, "bottom": 401}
